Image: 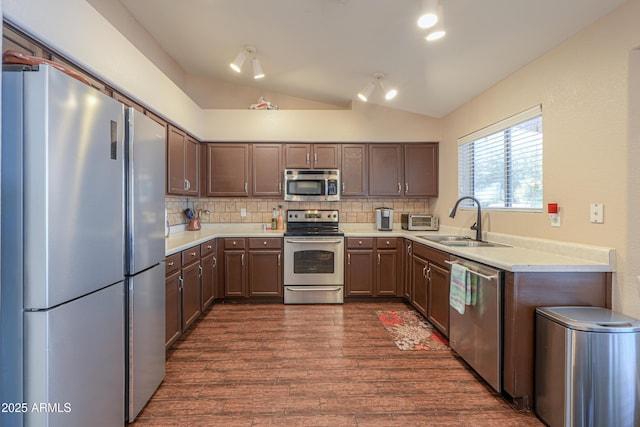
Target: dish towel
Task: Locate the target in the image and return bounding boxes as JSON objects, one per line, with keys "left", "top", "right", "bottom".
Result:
{"left": 449, "top": 263, "right": 468, "bottom": 315}
{"left": 466, "top": 271, "right": 478, "bottom": 306}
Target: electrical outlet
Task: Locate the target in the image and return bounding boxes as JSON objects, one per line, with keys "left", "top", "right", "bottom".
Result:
{"left": 240, "top": 208, "right": 247, "bottom": 217}
{"left": 590, "top": 203, "right": 604, "bottom": 224}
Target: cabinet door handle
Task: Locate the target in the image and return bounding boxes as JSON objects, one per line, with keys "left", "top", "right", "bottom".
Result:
{"left": 244, "top": 182, "right": 248, "bottom": 194}
{"left": 190, "top": 251, "right": 197, "bottom": 257}
{"left": 241, "top": 254, "right": 245, "bottom": 266}
{"left": 427, "top": 267, "right": 431, "bottom": 281}
{"left": 306, "top": 152, "right": 310, "bottom": 165}
{"left": 358, "top": 240, "right": 363, "bottom": 245}
{"left": 278, "top": 253, "right": 281, "bottom": 266}
{"left": 212, "top": 256, "right": 217, "bottom": 268}
{"left": 405, "top": 183, "right": 409, "bottom": 193}
{"left": 178, "top": 276, "right": 184, "bottom": 291}
{"left": 397, "top": 183, "right": 401, "bottom": 193}
{"left": 232, "top": 241, "right": 237, "bottom": 246}
{"left": 407, "top": 244, "right": 412, "bottom": 255}
{"left": 314, "top": 153, "right": 318, "bottom": 165}
{"left": 422, "top": 265, "right": 427, "bottom": 278}
{"left": 207, "top": 245, "right": 212, "bottom": 250}
{"left": 347, "top": 253, "right": 351, "bottom": 265}
{"left": 199, "top": 265, "right": 203, "bottom": 278}
{"left": 342, "top": 182, "right": 345, "bottom": 192}
{"left": 278, "top": 182, "right": 282, "bottom": 192}
{"left": 386, "top": 240, "right": 390, "bottom": 246}
{"left": 168, "top": 261, "right": 174, "bottom": 267}
{"left": 377, "top": 253, "right": 381, "bottom": 265}
{"left": 263, "top": 241, "right": 268, "bottom": 246}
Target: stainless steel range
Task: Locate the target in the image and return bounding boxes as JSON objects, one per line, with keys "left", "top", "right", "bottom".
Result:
{"left": 283, "top": 209, "right": 344, "bottom": 304}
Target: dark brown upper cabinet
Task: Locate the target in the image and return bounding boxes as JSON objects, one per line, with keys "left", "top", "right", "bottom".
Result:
{"left": 252, "top": 144, "right": 284, "bottom": 197}
{"left": 167, "top": 125, "right": 199, "bottom": 196}
{"left": 284, "top": 144, "right": 340, "bottom": 169}
{"left": 205, "top": 144, "right": 250, "bottom": 197}
{"left": 340, "top": 144, "right": 368, "bottom": 197}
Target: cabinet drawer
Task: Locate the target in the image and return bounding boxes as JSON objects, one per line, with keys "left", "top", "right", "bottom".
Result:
{"left": 224, "top": 238, "right": 246, "bottom": 250}
{"left": 376, "top": 237, "right": 399, "bottom": 249}
{"left": 200, "top": 239, "right": 216, "bottom": 257}
{"left": 412, "top": 242, "right": 450, "bottom": 268}
{"left": 165, "top": 253, "right": 181, "bottom": 275}
{"left": 248, "top": 237, "right": 282, "bottom": 249}
{"left": 346, "top": 237, "right": 374, "bottom": 249}
{"left": 181, "top": 246, "right": 201, "bottom": 266}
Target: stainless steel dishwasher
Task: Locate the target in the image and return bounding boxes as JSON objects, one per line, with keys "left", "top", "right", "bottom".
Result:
{"left": 447, "top": 255, "right": 504, "bottom": 392}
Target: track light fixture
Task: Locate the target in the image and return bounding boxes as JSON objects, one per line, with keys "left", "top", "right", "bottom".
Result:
{"left": 357, "top": 73, "right": 397, "bottom": 102}
{"left": 230, "top": 45, "right": 265, "bottom": 79}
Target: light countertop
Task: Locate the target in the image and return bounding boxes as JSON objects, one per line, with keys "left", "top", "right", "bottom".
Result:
{"left": 165, "top": 223, "right": 615, "bottom": 273}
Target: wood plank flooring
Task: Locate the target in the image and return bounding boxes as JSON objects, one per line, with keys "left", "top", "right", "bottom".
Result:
{"left": 131, "top": 301, "right": 544, "bottom": 426}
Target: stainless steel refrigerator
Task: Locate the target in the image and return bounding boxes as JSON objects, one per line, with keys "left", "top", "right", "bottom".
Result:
{"left": 124, "top": 107, "right": 166, "bottom": 422}
{"left": 0, "top": 64, "right": 165, "bottom": 426}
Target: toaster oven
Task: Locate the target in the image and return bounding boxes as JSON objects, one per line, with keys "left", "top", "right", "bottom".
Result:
{"left": 401, "top": 214, "right": 439, "bottom": 231}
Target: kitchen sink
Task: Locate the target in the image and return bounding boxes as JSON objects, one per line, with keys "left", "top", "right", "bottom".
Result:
{"left": 417, "top": 235, "right": 472, "bottom": 242}
{"left": 418, "top": 235, "right": 510, "bottom": 248}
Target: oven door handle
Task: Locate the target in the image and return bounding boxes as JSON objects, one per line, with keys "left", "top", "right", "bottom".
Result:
{"left": 285, "top": 286, "right": 343, "bottom": 292}
{"left": 285, "top": 239, "right": 343, "bottom": 244}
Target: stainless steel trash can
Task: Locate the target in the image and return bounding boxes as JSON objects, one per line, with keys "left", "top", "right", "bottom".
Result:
{"left": 535, "top": 306, "right": 640, "bottom": 427}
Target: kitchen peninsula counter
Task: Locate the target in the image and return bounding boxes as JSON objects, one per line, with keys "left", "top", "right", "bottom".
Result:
{"left": 166, "top": 223, "right": 614, "bottom": 273}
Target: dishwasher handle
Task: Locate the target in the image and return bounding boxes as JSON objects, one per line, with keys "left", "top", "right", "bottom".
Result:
{"left": 445, "top": 260, "right": 499, "bottom": 281}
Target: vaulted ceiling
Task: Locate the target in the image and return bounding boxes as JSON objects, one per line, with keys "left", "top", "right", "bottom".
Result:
{"left": 90, "top": 0, "right": 626, "bottom": 117}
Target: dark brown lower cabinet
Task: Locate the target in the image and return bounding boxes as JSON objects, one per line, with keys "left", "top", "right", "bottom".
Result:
{"left": 376, "top": 238, "right": 400, "bottom": 296}
{"left": 181, "top": 255, "right": 202, "bottom": 331}
{"left": 224, "top": 245, "right": 247, "bottom": 297}
{"left": 200, "top": 239, "right": 217, "bottom": 310}
{"left": 410, "top": 252, "right": 429, "bottom": 315}
{"left": 248, "top": 238, "right": 283, "bottom": 296}
{"left": 402, "top": 239, "right": 413, "bottom": 300}
{"left": 165, "top": 252, "right": 182, "bottom": 349}
{"left": 223, "top": 237, "right": 283, "bottom": 298}
{"left": 426, "top": 262, "right": 449, "bottom": 335}
{"left": 409, "top": 242, "right": 450, "bottom": 337}
{"left": 346, "top": 247, "right": 375, "bottom": 296}
{"left": 346, "top": 238, "right": 400, "bottom": 297}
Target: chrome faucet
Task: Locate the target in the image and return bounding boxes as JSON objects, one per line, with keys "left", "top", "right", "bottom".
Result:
{"left": 449, "top": 196, "right": 483, "bottom": 241}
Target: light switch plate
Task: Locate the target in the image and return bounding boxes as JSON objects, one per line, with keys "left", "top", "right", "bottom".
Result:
{"left": 590, "top": 203, "right": 604, "bottom": 224}
{"left": 241, "top": 208, "right": 247, "bottom": 217}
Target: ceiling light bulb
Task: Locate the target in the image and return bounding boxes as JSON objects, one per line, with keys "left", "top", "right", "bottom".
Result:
{"left": 385, "top": 88, "right": 398, "bottom": 100}
{"left": 252, "top": 58, "right": 265, "bottom": 79}
{"left": 357, "top": 82, "right": 375, "bottom": 102}
{"left": 417, "top": 14, "right": 438, "bottom": 29}
{"left": 230, "top": 51, "right": 247, "bottom": 73}
{"left": 425, "top": 29, "right": 446, "bottom": 41}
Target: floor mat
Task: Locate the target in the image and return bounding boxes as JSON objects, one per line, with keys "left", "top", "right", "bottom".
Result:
{"left": 376, "top": 310, "right": 450, "bottom": 351}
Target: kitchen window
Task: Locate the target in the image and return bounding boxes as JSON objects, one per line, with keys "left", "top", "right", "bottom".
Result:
{"left": 457, "top": 105, "right": 543, "bottom": 210}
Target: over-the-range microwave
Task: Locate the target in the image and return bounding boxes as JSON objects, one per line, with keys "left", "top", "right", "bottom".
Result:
{"left": 284, "top": 169, "right": 340, "bottom": 202}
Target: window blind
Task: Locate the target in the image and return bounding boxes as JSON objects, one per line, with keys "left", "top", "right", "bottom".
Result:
{"left": 457, "top": 105, "right": 543, "bottom": 210}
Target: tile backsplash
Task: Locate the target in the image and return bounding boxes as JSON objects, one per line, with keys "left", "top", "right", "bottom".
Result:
{"left": 166, "top": 197, "right": 430, "bottom": 226}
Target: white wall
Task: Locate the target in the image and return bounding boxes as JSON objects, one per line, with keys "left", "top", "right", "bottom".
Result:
{"left": 201, "top": 101, "right": 440, "bottom": 142}
{"left": 436, "top": 0, "right": 640, "bottom": 317}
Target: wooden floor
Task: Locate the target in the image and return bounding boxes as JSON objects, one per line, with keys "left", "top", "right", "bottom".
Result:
{"left": 131, "top": 301, "right": 544, "bottom": 426}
